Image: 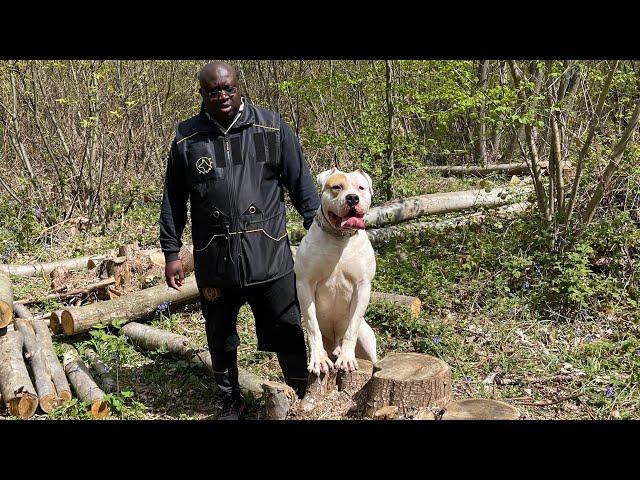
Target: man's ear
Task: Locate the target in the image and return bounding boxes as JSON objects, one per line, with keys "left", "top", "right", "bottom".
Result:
{"left": 316, "top": 167, "right": 338, "bottom": 190}
{"left": 357, "top": 169, "right": 373, "bottom": 197}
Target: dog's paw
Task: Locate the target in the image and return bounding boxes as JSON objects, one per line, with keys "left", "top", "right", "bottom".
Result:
{"left": 332, "top": 345, "right": 342, "bottom": 357}
{"left": 308, "top": 350, "right": 334, "bottom": 376}
{"left": 334, "top": 351, "right": 358, "bottom": 372}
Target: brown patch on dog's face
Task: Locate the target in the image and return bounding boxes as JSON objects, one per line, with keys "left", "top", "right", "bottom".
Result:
{"left": 324, "top": 173, "right": 348, "bottom": 196}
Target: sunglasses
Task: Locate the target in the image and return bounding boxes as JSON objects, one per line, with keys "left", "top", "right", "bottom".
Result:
{"left": 201, "top": 86, "right": 238, "bottom": 99}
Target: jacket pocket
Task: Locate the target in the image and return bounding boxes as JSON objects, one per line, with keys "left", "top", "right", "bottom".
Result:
{"left": 240, "top": 211, "right": 290, "bottom": 283}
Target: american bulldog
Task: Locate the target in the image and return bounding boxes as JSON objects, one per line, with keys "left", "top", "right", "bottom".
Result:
{"left": 294, "top": 167, "right": 377, "bottom": 375}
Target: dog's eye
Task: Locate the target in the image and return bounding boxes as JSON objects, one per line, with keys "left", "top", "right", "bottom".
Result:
{"left": 359, "top": 186, "right": 365, "bottom": 190}
{"left": 331, "top": 185, "right": 342, "bottom": 190}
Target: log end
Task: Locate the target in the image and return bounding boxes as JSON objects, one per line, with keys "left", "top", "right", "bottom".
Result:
{"left": 40, "top": 394, "right": 61, "bottom": 414}
{"left": 0, "top": 301, "right": 13, "bottom": 329}
{"left": 50, "top": 311, "right": 62, "bottom": 335}
{"left": 8, "top": 393, "right": 38, "bottom": 419}
{"left": 91, "top": 400, "right": 111, "bottom": 419}
{"left": 441, "top": 398, "right": 521, "bottom": 420}
{"left": 58, "top": 389, "right": 73, "bottom": 403}
{"left": 410, "top": 298, "right": 422, "bottom": 318}
{"left": 60, "top": 310, "right": 75, "bottom": 335}
{"left": 87, "top": 259, "right": 97, "bottom": 270}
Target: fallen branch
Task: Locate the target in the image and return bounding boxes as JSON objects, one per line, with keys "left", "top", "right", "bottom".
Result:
{"left": 0, "top": 329, "right": 38, "bottom": 418}
{"left": 61, "top": 344, "right": 110, "bottom": 418}
{"left": 14, "top": 277, "right": 116, "bottom": 306}
{"left": 0, "top": 254, "right": 108, "bottom": 278}
{"left": 0, "top": 273, "right": 14, "bottom": 329}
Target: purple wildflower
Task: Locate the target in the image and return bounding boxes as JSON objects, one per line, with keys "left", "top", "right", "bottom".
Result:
{"left": 507, "top": 308, "right": 517, "bottom": 317}
{"left": 532, "top": 260, "right": 542, "bottom": 276}
{"left": 585, "top": 334, "right": 594, "bottom": 343}
{"left": 579, "top": 309, "right": 589, "bottom": 321}
{"left": 606, "top": 387, "right": 615, "bottom": 398}
{"left": 464, "top": 376, "right": 473, "bottom": 384}
{"left": 432, "top": 335, "right": 441, "bottom": 345}
{"left": 635, "top": 349, "right": 640, "bottom": 357}
{"left": 156, "top": 300, "right": 171, "bottom": 314}
{"left": 522, "top": 279, "right": 530, "bottom": 289}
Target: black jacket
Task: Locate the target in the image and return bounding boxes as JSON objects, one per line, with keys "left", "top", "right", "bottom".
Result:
{"left": 159, "top": 101, "right": 319, "bottom": 288}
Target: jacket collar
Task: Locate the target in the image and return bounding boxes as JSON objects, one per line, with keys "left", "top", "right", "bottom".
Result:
{"left": 198, "top": 97, "right": 256, "bottom": 132}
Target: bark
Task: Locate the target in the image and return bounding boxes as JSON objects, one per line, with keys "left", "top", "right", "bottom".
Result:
{"left": 366, "top": 202, "right": 531, "bottom": 246}
{"left": 13, "top": 318, "right": 59, "bottom": 412}
{"left": 119, "top": 322, "right": 269, "bottom": 398}
{"left": 0, "top": 330, "right": 39, "bottom": 418}
{"left": 363, "top": 185, "right": 532, "bottom": 229}
{"left": 475, "top": 60, "right": 489, "bottom": 167}
{"left": 0, "top": 273, "right": 14, "bottom": 329}
{"left": 423, "top": 162, "right": 547, "bottom": 177}
{"left": 31, "top": 318, "right": 72, "bottom": 402}
{"left": 365, "top": 352, "right": 451, "bottom": 417}
{"left": 441, "top": 398, "right": 520, "bottom": 420}
{"left": 84, "top": 347, "right": 116, "bottom": 393}
{"left": 61, "top": 344, "right": 110, "bottom": 418}
{"left": 61, "top": 274, "right": 200, "bottom": 335}
{"left": 0, "top": 254, "right": 107, "bottom": 277}
{"left": 102, "top": 257, "right": 131, "bottom": 289}
{"left": 262, "top": 381, "right": 297, "bottom": 420}
{"left": 49, "top": 266, "right": 70, "bottom": 291}
{"left": 373, "top": 405, "right": 399, "bottom": 420}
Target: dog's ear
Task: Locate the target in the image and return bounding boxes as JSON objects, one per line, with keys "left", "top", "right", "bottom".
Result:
{"left": 357, "top": 169, "right": 373, "bottom": 196}
{"left": 317, "top": 167, "right": 338, "bottom": 189}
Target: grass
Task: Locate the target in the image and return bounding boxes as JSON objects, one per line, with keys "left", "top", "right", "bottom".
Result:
{"left": 2, "top": 170, "right": 638, "bottom": 420}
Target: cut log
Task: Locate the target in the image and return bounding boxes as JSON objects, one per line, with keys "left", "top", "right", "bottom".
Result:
{"left": 146, "top": 244, "right": 195, "bottom": 275}
{"left": 30, "top": 318, "right": 71, "bottom": 402}
{"left": 441, "top": 398, "right": 521, "bottom": 420}
{"left": 61, "top": 344, "right": 110, "bottom": 418}
{"left": 0, "top": 330, "right": 39, "bottom": 418}
{"left": 367, "top": 202, "right": 531, "bottom": 246}
{"left": 365, "top": 353, "right": 452, "bottom": 418}
{"left": 100, "top": 257, "right": 131, "bottom": 289}
{"left": 423, "top": 162, "right": 544, "bottom": 177}
{"left": 84, "top": 347, "right": 116, "bottom": 393}
{"left": 13, "top": 303, "right": 34, "bottom": 320}
{"left": 262, "top": 381, "right": 297, "bottom": 420}
{"left": 363, "top": 185, "right": 532, "bottom": 229}
{"left": 50, "top": 310, "right": 63, "bottom": 335}
{"left": 337, "top": 359, "right": 374, "bottom": 396}
{"left": 119, "top": 322, "right": 270, "bottom": 398}
{"left": 61, "top": 274, "right": 200, "bottom": 335}
{"left": 0, "top": 273, "right": 14, "bottom": 329}
{"left": 0, "top": 254, "right": 108, "bottom": 277}
{"left": 14, "top": 318, "right": 59, "bottom": 413}
{"left": 49, "top": 266, "right": 70, "bottom": 290}
{"left": 369, "top": 292, "right": 421, "bottom": 317}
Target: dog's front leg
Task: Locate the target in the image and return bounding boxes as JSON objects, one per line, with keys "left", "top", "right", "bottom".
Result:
{"left": 296, "top": 279, "right": 334, "bottom": 375}
{"left": 335, "top": 281, "right": 372, "bottom": 372}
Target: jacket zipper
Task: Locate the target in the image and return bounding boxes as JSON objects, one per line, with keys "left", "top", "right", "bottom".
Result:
{"left": 223, "top": 135, "right": 242, "bottom": 285}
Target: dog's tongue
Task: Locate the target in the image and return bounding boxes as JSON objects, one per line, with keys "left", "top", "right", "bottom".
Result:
{"left": 341, "top": 216, "right": 365, "bottom": 229}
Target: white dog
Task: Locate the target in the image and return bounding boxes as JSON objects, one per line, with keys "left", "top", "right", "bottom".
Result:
{"left": 294, "top": 167, "right": 377, "bottom": 375}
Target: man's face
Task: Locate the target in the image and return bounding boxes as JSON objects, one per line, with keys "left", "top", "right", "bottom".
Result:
{"left": 199, "top": 67, "right": 241, "bottom": 125}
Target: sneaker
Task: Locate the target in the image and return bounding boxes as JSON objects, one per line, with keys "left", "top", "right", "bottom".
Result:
{"left": 218, "top": 396, "right": 246, "bottom": 420}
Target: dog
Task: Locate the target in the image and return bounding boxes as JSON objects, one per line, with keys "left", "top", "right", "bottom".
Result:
{"left": 294, "top": 167, "right": 377, "bottom": 375}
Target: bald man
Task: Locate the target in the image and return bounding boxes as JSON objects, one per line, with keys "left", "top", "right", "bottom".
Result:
{"left": 160, "top": 62, "right": 319, "bottom": 419}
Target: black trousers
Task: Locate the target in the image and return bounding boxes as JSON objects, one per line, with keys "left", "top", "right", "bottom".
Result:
{"left": 200, "top": 271, "right": 308, "bottom": 399}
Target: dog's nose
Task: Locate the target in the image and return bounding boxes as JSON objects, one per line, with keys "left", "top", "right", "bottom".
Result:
{"left": 346, "top": 194, "right": 359, "bottom": 206}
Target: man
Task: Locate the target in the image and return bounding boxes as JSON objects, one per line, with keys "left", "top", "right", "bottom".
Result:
{"left": 159, "top": 61, "right": 319, "bottom": 420}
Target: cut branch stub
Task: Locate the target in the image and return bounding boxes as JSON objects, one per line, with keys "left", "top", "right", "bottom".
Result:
{"left": 365, "top": 352, "right": 451, "bottom": 418}
{"left": 0, "top": 273, "right": 14, "bottom": 329}
{"left": 441, "top": 398, "right": 521, "bottom": 420}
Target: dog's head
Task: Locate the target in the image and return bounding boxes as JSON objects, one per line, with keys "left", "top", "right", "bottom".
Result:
{"left": 316, "top": 167, "right": 373, "bottom": 231}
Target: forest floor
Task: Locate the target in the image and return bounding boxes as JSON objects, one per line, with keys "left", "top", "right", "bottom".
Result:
{"left": 2, "top": 169, "right": 638, "bottom": 420}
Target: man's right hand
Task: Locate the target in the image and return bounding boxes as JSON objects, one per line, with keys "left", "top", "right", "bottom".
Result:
{"left": 165, "top": 259, "right": 185, "bottom": 291}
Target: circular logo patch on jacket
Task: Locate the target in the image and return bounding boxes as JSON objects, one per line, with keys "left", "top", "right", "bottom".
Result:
{"left": 196, "top": 156, "right": 214, "bottom": 175}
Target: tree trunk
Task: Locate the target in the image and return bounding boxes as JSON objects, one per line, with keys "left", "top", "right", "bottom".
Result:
{"left": 383, "top": 59, "right": 395, "bottom": 201}
{"left": 0, "top": 273, "right": 14, "bottom": 329}
{"left": 84, "top": 347, "right": 116, "bottom": 393}
{"left": 30, "top": 318, "right": 72, "bottom": 402}
{"left": 365, "top": 353, "right": 451, "bottom": 418}
{"left": 61, "top": 344, "right": 110, "bottom": 418}
{"left": 475, "top": 60, "right": 489, "bottom": 167}
{"left": 0, "top": 330, "right": 39, "bottom": 418}
{"left": 423, "top": 162, "right": 548, "bottom": 177}
{"left": 366, "top": 202, "right": 531, "bottom": 246}
{"left": 119, "top": 322, "right": 270, "bottom": 398}
{"left": 13, "top": 318, "right": 59, "bottom": 413}
{"left": 364, "top": 185, "right": 532, "bottom": 229}
{"left": 61, "top": 274, "right": 200, "bottom": 335}
{"left": 0, "top": 254, "right": 107, "bottom": 277}
{"left": 441, "top": 398, "right": 520, "bottom": 420}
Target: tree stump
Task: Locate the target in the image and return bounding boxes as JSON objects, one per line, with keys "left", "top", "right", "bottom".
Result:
{"left": 102, "top": 257, "right": 131, "bottom": 289}
{"left": 61, "top": 344, "right": 110, "bottom": 418}
{"left": 0, "top": 273, "right": 14, "bottom": 329}
{"left": 441, "top": 398, "right": 521, "bottom": 420}
{"left": 373, "top": 405, "right": 399, "bottom": 420}
{"left": 262, "top": 381, "right": 297, "bottom": 420}
{"left": 365, "top": 353, "right": 451, "bottom": 418}
{"left": 0, "top": 330, "right": 39, "bottom": 418}
{"left": 49, "top": 266, "right": 69, "bottom": 291}
{"left": 118, "top": 243, "right": 140, "bottom": 261}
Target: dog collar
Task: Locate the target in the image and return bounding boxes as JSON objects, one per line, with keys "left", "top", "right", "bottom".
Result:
{"left": 314, "top": 208, "right": 359, "bottom": 237}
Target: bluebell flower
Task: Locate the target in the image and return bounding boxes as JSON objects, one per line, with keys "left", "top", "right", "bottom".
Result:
{"left": 532, "top": 260, "right": 542, "bottom": 276}
{"left": 432, "top": 335, "right": 441, "bottom": 345}
{"left": 606, "top": 387, "right": 615, "bottom": 398}
{"left": 507, "top": 308, "right": 516, "bottom": 317}
{"left": 464, "top": 376, "right": 472, "bottom": 384}
{"left": 585, "top": 334, "right": 594, "bottom": 343}
{"left": 156, "top": 300, "right": 171, "bottom": 314}
{"left": 579, "top": 309, "right": 589, "bottom": 321}
{"left": 522, "top": 279, "right": 530, "bottom": 289}
{"left": 635, "top": 348, "right": 640, "bottom": 357}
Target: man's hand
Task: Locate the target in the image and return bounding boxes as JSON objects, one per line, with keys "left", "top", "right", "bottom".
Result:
{"left": 165, "top": 259, "right": 185, "bottom": 291}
